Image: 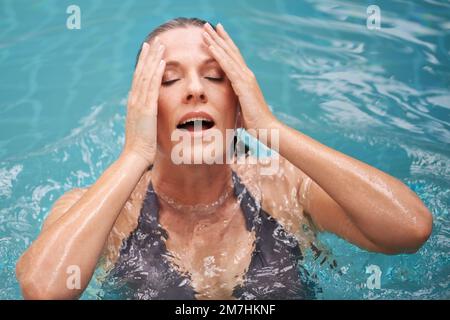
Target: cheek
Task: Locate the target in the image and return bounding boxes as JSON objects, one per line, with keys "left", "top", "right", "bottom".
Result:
{"left": 218, "top": 93, "right": 238, "bottom": 118}
{"left": 156, "top": 102, "right": 173, "bottom": 132}
{"left": 157, "top": 92, "right": 176, "bottom": 116}
{"left": 223, "top": 85, "right": 238, "bottom": 107}
{"left": 157, "top": 89, "right": 170, "bottom": 107}
{"left": 158, "top": 88, "right": 183, "bottom": 116}
{"left": 212, "top": 84, "right": 237, "bottom": 105}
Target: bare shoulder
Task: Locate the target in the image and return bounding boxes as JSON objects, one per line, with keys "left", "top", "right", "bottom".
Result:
{"left": 232, "top": 155, "right": 309, "bottom": 202}
{"left": 43, "top": 170, "right": 153, "bottom": 270}
{"left": 232, "top": 155, "right": 312, "bottom": 236}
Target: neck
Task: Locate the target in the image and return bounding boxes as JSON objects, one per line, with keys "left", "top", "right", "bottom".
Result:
{"left": 151, "top": 151, "right": 233, "bottom": 208}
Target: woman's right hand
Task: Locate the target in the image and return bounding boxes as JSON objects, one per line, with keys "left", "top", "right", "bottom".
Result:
{"left": 123, "top": 38, "right": 166, "bottom": 166}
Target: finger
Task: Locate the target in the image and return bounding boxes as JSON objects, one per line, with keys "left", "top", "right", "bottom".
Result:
{"left": 136, "top": 43, "right": 165, "bottom": 107}
{"left": 203, "top": 23, "right": 243, "bottom": 68}
{"left": 134, "top": 42, "right": 150, "bottom": 83}
{"left": 202, "top": 32, "right": 244, "bottom": 74}
{"left": 216, "top": 23, "right": 246, "bottom": 64}
{"left": 135, "top": 38, "right": 160, "bottom": 92}
{"left": 135, "top": 42, "right": 164, "bottom": 107}
{"left": 203, "top": 23, "right": 245, "bottom": 68}
{"left": 145, "top": 59, "right": 166, "bottom": 116}
{"left": 206, "top": 42, "right": 243, "bottom": 89}
{"left": 129, "top": 42, "right": 150, "bottom": 105}
{"left": 136, "top": 37, "right": 160, "bottom": 80}
{"left": 132, "top": 37, "right": 161, "bottom": 106}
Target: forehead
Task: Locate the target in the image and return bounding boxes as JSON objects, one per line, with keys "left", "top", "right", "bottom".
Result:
{"left": 158, "top": 27, "right": 214, "bottom": 65}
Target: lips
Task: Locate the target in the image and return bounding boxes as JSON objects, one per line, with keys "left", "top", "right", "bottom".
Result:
{"left": 176, "top": 111, "right": 215, "bottom": 132}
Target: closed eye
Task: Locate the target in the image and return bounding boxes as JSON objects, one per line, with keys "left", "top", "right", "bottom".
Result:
{"left": 161, "top": 79, "right": 179, "bottom": 86}
{"left": 205, "top": 77, "right": 224, "bottom": 82}
{"left": 162, "top": 77, "right": 223, "bottom": 86}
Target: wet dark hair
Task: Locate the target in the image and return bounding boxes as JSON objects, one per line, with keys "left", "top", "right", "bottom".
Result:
{"left": 135, "top": 17, "right": 216, "bottom": 68}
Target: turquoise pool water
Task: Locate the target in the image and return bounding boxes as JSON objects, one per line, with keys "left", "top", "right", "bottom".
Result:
{"left": 0, "top": 0, "right": 448, "bottom": 299}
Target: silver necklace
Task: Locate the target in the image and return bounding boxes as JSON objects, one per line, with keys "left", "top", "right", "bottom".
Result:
{"left": 155, "top": 180, "right": 234, "bottom": 214}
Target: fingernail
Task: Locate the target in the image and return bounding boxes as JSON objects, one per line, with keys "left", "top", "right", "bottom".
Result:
{"left": 142, "top": 42, "right": 149, "bottom": 50}
{"left": 217, "top": 23, "right": 223, "bottom": 29}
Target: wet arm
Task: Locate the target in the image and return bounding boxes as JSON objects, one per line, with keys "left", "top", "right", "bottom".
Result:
{"left": 16, "top": 152, "right": 149, "bottom": 299}
{"left": 266, "top": 120, "right": 433, "bottom": 254}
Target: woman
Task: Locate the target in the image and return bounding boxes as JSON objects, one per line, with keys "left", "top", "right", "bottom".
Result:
{"left": 16, "top": 18, "right": 433, "bottom": 300}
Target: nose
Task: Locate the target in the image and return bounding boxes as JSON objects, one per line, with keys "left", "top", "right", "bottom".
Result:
{"left": 182, "top": 73, "right": 207, "bottom": 105}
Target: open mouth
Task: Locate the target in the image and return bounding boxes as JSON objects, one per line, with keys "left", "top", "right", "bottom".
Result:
{"left": 176, "top": 118, "right": 215, "bottom": 132}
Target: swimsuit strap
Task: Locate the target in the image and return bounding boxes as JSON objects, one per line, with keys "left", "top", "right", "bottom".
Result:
{"left": 231, "top": 170, "right": 262, "bottom": 232}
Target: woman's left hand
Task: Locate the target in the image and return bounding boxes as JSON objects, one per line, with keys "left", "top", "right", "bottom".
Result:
{"left": 202, "top": 22, "right": 277, "bottom": 132}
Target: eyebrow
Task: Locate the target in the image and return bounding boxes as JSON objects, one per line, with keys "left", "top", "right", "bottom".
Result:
{"left": 165, "top": 58, "right": 218, "bottom": 68}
